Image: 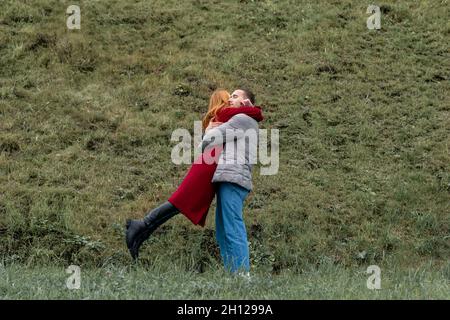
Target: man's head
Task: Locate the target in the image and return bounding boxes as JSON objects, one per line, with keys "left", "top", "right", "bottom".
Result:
{"left": 228, "top": 88, "right": 256, "bottom": 108}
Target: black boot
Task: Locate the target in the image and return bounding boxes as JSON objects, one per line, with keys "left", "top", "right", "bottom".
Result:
{"left": 125, "top": 201, "right": 179, "bottom": 260}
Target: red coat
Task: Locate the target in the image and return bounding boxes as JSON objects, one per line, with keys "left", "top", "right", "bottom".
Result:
{"left": 168, "top": 106, "right": 264, "bottom": 227}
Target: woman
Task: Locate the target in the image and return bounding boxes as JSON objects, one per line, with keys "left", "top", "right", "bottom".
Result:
{"left": 125, "top": 89, "right": 264, "bottom": 260}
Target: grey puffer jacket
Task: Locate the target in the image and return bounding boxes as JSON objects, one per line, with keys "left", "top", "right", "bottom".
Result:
{"left": 201, "top": 113, "right": 259, "bottom": 191}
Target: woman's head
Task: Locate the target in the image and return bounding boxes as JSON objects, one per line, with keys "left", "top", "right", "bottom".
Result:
{"left": 202, "top": 89, "right": 230, "bottom": 130}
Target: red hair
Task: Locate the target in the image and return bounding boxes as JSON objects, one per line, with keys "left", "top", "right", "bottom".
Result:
{"left": 202, "top": 89, "right": 230, "bottom": 131}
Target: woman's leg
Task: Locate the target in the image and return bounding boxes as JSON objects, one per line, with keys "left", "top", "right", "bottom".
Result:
{"left": 142, "top": 201, "right": 179, "bottom": 227}
{"left": 125, "top": 201, "right": 179, "bottom": 260}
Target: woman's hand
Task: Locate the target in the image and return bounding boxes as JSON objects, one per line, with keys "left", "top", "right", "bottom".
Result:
{"left": 205, "top": 121, "right": 223, "bottom": 132}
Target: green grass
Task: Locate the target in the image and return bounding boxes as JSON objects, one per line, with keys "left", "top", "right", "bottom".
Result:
{"left": 0, "top": 0, "right": 449, "bottom": 299}
{"left": 1, "top": 260, "right": 449, "bottom": 299}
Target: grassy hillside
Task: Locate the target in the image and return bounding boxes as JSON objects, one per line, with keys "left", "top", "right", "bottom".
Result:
{"left": 0, "top": 0, "right": 449, "bottom": 278}
{"left": 1, "top": 261, "right": 449, "bottom": 299}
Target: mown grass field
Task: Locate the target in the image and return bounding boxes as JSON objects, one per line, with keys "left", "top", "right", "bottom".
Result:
{"left": 1, "top": 260, "right": 449, "bottom": 299}
{"left": 0, "top": 0, "right": 449, "bottom": 299}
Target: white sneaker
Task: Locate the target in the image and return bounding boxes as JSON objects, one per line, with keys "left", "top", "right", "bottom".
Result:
{"left": 237, "top": 271, "right": 252, "bottom": 282}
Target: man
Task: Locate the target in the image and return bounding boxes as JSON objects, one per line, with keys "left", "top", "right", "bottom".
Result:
{"left": 201, "top": 88, "right": 259, "bottom": 277}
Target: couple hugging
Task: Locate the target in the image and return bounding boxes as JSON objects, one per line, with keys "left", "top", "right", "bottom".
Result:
{"left": 126, "top": 88, "right": 264, "bottom": 275}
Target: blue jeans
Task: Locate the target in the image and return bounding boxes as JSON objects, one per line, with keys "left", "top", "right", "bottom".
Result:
{"left": 215, "top": 182, "right": 250, "bottom": 274}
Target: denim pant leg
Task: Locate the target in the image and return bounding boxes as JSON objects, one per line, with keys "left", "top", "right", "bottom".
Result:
{"left": 215, "top": 187, "right": 231, "bottom": 269}
{"left": 216, "top": 182, "right": 250, "bottom": 273}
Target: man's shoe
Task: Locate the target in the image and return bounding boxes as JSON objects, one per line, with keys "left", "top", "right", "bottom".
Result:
{"left": 237, "top": 271, "right": 251, "bottom": 277}
{"left": 237, "top": 271, "right": 252, "bottom": 282}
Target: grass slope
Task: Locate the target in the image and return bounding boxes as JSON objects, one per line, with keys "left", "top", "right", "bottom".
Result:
{"left": 0, "top": 0, "right": 449, "bottom": 283}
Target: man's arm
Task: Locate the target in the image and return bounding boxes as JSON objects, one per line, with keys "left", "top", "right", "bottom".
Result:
{"left": 200, "top": 114, "right": 255, "bottom": 151}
